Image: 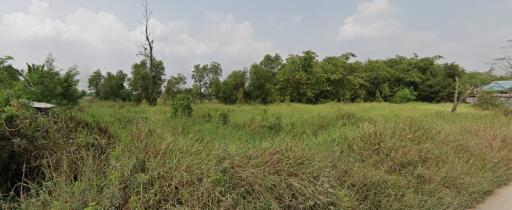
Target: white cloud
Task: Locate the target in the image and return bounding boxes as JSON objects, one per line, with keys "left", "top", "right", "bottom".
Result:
{"left": 336, "top": 0, "right": 434, "bottom": 42}
{"left": 0, "top": 0, "right": 274, "bottom": 89}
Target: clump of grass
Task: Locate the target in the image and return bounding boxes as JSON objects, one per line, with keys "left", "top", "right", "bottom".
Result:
{"left": 218, "top": 111, "right": 230, "bottom": 126}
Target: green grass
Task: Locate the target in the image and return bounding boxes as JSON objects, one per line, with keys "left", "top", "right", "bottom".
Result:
{"left": 9, "top": 102, "right": 512, "bottom": 209}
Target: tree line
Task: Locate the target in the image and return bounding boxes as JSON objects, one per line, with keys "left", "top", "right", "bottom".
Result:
{"left": 1, "top": 51, "right": 509, "bottom": 108}
{"left": 87, "top": 51, "right": 511, "bottom": 105}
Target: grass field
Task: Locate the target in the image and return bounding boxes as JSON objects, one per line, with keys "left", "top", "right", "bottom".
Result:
{"left": 11, "top": 102, "right": 512, "bottom": 209}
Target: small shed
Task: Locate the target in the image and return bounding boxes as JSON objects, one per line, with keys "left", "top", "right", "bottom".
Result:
{"left": 30, "top": 101, "right": 56, "bottom": 113}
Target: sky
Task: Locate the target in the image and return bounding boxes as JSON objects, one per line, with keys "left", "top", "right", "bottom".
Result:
{"left": 1, "top": 0, "right": 511, "bottom": 89}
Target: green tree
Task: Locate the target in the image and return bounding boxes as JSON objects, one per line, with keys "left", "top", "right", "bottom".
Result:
{"left": 247, "top": 64, "right": 277, "bottom": 104}
{"left": 260, "top": 54, "right": 283, "bottom": 72}
{"left": 192, "top": 62, "right": 222, "bottom": 101}
{"left": 316, "top": 53, "right": 365, "bottom": 102}
{"left": 246, "top": 54, "right": 283, "bottom": 104}
{"left": 129, "top": 60, "right": 150, "bottom": 103}
{"left": 129, "top": 59, "right": 165, "bottom": 104}
{"left": 100, "top": 70, "right": 129, "bottom": 101}
{"left": 88, "top": 69, "right": 104, "bottom": 97}
{"left": 416, "top": 62, "right": 464, "bottom": 102}
{"left": 276, "top": 50, "right": 321, "bottom": 103}
{"left": 219, "top": 70, "right": 247, "bottom": 104}
{"left": 21, "top": 55, "right": 82, "bottom": 106}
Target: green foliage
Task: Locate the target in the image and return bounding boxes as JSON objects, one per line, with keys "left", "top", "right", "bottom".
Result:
{"left": 476, "top": 92, "right": 504, "bottom": 110}
{"left": 219, "top": 70, "right": 247, "bottom": 104}
{"left": 88, "top": 69, "right": 104, "bottom": 97}
{"left": 17, "top": 55, "right": 82, "bottom": 106}
{"left": 276, "top": 50, "right": 321, "bottom": 103}
{"left": 0, "top": 92, "right": 7, "bottom": 108}
{"left": 205, "top": 112, "right": 213, "bottom": 123}
{"left": 390, "top": 88, "right": 417, "bottom": 104}
{"left": 163, "top": 73, "right": 187, "bottom": 103}
{"left": 192, "top": 62, "right": 223, "bottom": 101}
{"left": 129, "top": 58, "right": 165, "bottom": 105}
{"left": 316, "top": 53, "right": 364, "bottom": 102}
{"left": 171, "top": 94, "right": 193, "bottom": 117}
{"left": 80, "top": 51, "right": 507, "bottom": 106}
{"left": 0, "top": 57, "right": 19, "bottom": 90}
{"left": 99, "top": 71, "right": 130, "bottom": 101}
{"left": 0, "top": 108, "right": 112, "bottom": 205}
{"left": 247, "top": 57, "right": 280, "bottom": 104}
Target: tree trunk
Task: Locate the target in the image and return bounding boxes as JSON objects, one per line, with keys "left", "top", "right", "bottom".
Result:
{"left": 143, "top": 0, "right": 156, "bottom": 106}
{"left": 452, "top": 76, "right": 459, "bottom": 112}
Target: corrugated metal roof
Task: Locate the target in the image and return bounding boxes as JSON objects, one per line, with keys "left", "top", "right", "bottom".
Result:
{"left": 481, "top": 81, "right": 512, "bottom": 91}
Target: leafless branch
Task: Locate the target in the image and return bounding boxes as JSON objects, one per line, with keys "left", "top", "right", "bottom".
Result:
{"left": 140, "top": 0, "right": 156, "bottom": 105}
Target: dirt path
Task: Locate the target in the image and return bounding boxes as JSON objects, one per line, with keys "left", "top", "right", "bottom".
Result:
{"left": 473, "top": 183, "right": 512, "bottom": 210}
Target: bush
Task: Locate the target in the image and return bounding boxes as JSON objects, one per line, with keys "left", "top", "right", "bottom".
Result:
{"left": 476, "top": 92, "right": 503, "bottom": 110}
{"left": 171, "top": 94, "right": 193, "bottom": 117}
{"left": 0, "top": 108, "right": 112, "bottom": 198}
{"left": 390, "top": 88, "right": 416, "bottom": 104}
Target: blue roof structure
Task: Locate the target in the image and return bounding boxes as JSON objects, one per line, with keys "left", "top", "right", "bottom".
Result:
{"left": 481, "top": 81, "right": 512, "bottom": 92}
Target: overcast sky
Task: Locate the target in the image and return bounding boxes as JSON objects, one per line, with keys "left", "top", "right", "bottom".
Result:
{"left": 1, "top": 0, "right": 511, "bottom": 88}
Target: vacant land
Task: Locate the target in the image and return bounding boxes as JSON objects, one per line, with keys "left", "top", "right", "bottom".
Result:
{"left": 7, "top": 102, "right": 512, "bottom": 209}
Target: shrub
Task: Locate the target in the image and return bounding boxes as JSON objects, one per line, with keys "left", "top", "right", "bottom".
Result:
{"left": 171, "top": 94, "right": 193, "bottom": 117}
{"left": 476, "top": 92, "right": 503, "bottom": 110}
{"left": 0, "top": 108, "right": 112, "bottom": 198}
{"left": 390, "top": 88, "right": 416, "bottom": 104}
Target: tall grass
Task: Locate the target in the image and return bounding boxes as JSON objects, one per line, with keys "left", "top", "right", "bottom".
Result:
{"left": 3, "top": 102, "right": 512, "bottom": 209}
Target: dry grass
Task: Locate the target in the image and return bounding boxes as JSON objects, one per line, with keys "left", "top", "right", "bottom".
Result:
{"left": 3, "top": 102, "right": 512, "bottom": 209}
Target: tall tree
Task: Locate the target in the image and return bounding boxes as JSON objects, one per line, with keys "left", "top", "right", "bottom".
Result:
{"left": 317, "top": 53, "right": 364, "bottom": 102}
{"left": 88, "top": 69, "right": 104, "bottom": 97}
{"left": 247, "top": 63, "right": 277, "bottom": 104}
{"left": 100, "top": 70, "right": 129, "bottom": 101}
{"left": 276, "top": 50, "right": 320, "bottom": 103}
{"left": 129, "top": 59, "right": 165, "bottom": 104}
{"left": 192, "top": 62, "right": 222, "bottom": 101}
{"left": 219, "top": 70, "right": 247, "bottom": 104}
{"left": 191, "top": 64, "right": 207, "bottom": 101}
{"left": 140, "top": 0, "right": 163, "bottom": 106}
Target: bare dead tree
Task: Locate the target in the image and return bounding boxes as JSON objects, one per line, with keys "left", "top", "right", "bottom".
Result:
{"left": 451, "top": 76, "right": 475, "bottom": 113}
{"left": 141, "top": 0, "right": 156, "bottom": 105}
{"left": 491, "top": 40, "right": 512, "bottom": 75}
